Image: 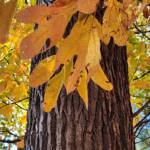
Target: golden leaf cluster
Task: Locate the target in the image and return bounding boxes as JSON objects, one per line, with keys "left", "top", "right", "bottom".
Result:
{"left": 0, "top": 0, "right": 149, "bottom": 112}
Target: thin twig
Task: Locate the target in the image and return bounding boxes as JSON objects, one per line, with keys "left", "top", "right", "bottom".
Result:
{"left": 133, "top": 23, "right": 150, "bottom": 40}
{"left": 0, "top": 138, "right": 21, "bottom": 143}
{"left": 0, "top": 128, "right": 18, "bottom": 138}
{"left": 133, "top": 99, "right": 150, "bottom": 118}
{"left": 136, "top": 136, "right": 150, "bottom": 144}
{"left": 134, "top": 112, "right": 150, "bottom": 129}
{"left": 0, "top": 97, "right": 29, "bottom": 110}
{"left": 133, "top": 70, "right": 150, "bottom": 81}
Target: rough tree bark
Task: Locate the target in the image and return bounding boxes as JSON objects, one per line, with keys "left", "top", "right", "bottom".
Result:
{"left": 24, "top": 0, "right": 135, "bottom": 150}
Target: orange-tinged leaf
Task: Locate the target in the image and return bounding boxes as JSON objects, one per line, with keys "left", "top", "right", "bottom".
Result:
{"left": 113, "top": 27, "right": 128, "bottom": 46}
{"left": 16, "top": 5, "right": 61, "bottom": 24}
{"left": 5, "top": 79, "right": 17, "bottom": 92}
{"left": 101, "top": 0, "right": 130, "bottom": 46}
{"left": 43, "top": 68, "right": 64, "bottom": 112}
{"left": 0, "top": 104, "right": 12, "bottom": 117}
{"left": 65, "top": 16, "right": 102, "bottom": 93}
{"left": 102, "top": 4, "right": 120, "bottom": 34}
{"left": 0, "top": 81, "right": 7, "bottom": 93}
{"left": 30, "top": 56, "right": 55, "bottom": 88}
{"left": 77, "top": 0, "right": 99, "bottom": 14}
{"left": 11, "top": 83, "right": 28, "bottom": 101}
{"left": 77, "top": 70, "right": 88, "bottom": 107}
{"left": 0, "top": 0, "right": 17, "bottom": 43}
{"left": 17, "top": 139, "right": 24, "bottom": 149}
{"left": 90, "top": 65, "right": 113, "bottom": 91}
{"left": 17, "top": 2, "right": 76, "bottom": 59}
{"left": 20, "top": 26, "right": 48, "bottom": 59}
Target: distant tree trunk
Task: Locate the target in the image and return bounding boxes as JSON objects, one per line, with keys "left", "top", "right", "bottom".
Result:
{"left": 24, "top": 0, "right": 135, "bottom": 150}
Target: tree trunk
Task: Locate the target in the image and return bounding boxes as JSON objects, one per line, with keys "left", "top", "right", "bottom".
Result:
{"left": 24, "top": 0, "right": 135, "bottom": 150}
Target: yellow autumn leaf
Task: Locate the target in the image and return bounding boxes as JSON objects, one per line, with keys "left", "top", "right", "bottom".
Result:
{"left": 19, "top": 113, "right": 27, "bottom": 125}
{"left": 43, "top": 68, "right": 64, "bottom": 112}
{"left": 65, "top": 16, "right": 104, "bottom": 93}
{"left": 65, "top": 31, "right": 90, "bottom": 93}
{"left": 131, "top": 80, "right": 150, "bottom": 89}
{"left": 55, "top": 15, "right": 94, "bottom": 68}
{"left": 30, "top": 56, "right": 56, "bottom": 88}
{"left": 90, "top": 65, "right": 113, "bottom": 91}
{"left": 11, "top": 83, "right": 27, "bottom": 101}
{"left": 77, "top": 70, "right": 88, "bottom": 108}
{"left": 131, "top": 98, "right": 143, "bottom": 108}
{"left": 86, "top": 28, "right": 101, "bottom": 68}
{"left": 64, "top": 60, "right": 73, "bottom": 84}
{"left": 101, "top": 0, "right": 130, "bottom": 46}
{"left": 5, "top": 78, "right": 17, "bottom": 92}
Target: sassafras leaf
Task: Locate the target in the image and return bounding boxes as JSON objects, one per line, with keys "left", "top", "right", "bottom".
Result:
{"left": 16, "top": 1, "right": 76, "bottom": 59}
{"left": 89, "top": 65, "right": 113, "bottom": 91}
{"left": 30, "top": 56, "right": 56, "bottom": 88}
{"left": 43, "top": 68, "right": 64, "bottom": 112}
{"left": 77, "top": 70, "right": 88, "bottom": 108}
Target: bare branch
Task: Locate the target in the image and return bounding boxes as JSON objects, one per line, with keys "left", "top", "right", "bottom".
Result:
{"left": 133, "top": 23, "right": 150, "bottom": 40}
{"left": 133, "top": 70, "right": 150, "bottom": 81}
{"left": 136, "top": 136, "right": 150, "bottom": 144}
{"left": 134, "top": 112, "right": 150, "bottom": 130}
{"left": 133, "top": 99, "right": 150, "bottom": 118}
{"left": 0, "top": 138, "right": 21, "bottom": 144}
{"left": 0, "top": 128, "right": 19, "bottom": 138}
{"left": 0, "top": 97, "right": 29, "bottom": 110}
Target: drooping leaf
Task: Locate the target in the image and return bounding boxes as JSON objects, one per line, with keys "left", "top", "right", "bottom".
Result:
{"left": 65, "top": 31, "right": 90, "bottom": 93}
{"left": 64, "top": 60, "right": 73, "bottom": 84}
{"left": 55, "top": 18, "right": 83, "bottom": 68}
{"left": 16, "top": 1, "right": 76, "bottom": 59}
{"left": 77, "top": 70, "right": 88, "bottom": 107}
{"left": 89, "top": 65, "right": 113, "bottom": 91}
{"left": 30, "top": 55, "right": 56, "bottom": 87}
{"left": 65, "top": 16, "right": 103, "bottom": 93}
{"left": 43, "top": 68, "right": 64, "bottom": 112}
{"left": 100, "top": 0, "right": 139, "bottom": 46}
{"left": 86, "top": 28, "right": 101, "bottom": 68}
